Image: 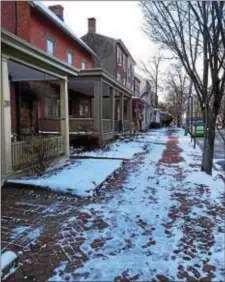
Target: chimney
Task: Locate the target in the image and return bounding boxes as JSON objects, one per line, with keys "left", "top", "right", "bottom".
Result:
{"left": 88, "top": 18, "right": 96, "bottom": 33}
{"left": 49, "top": 5, "right": 64, "bottom": 21}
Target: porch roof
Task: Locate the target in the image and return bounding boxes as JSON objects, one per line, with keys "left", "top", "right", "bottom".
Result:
{"left": 1, "top": 29, "right": 79, "bottom": 79}
{"left": 70, "top": 68, "right": 134, "bottom": 97}
{"left": 132, "top": 96, "right": 150, "bottom": 105}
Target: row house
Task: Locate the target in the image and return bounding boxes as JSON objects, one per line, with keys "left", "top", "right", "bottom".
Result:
{"left": 1, "top": 1, "right": 133, "bottom": 180}
{"left": 132, "top": 73, "right": 152, "bottom": 131}
{"left": 81, "top": 18, "right": 135, "bottom": 131}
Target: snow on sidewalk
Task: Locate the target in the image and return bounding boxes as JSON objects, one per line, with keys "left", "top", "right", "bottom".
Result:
{"left": 48, "top": 129, "right": 224, "bottom": 281}
{"left": 8, "top": 159, "right": 123, "bottom": 197}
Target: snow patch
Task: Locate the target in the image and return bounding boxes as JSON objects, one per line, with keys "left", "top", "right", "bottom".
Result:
{"left": 8, "top": 159, "right": 122, "bottom": 197}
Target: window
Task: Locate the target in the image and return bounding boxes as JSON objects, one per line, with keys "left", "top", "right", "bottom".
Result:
{"left": 117, "top": 73, "right": 121, "bottom": 82}
{"left": 123, "top": 55, "right": 126, "bottom": 70}
{"left": 81, "top": 60, "right": 87, "bottom": 70}
{"left": 67, "top": 52, "right": 73, "bottom": 65}
{"left": 117, "top": 47, "right": 122, "bottom": 66}
{"left": 128, "top": 64, "right": 131, "bottom": 76}
{"left": 79, "top": 100, "right": 90, "bottom": 117}
{"left": 123, "top": 78, "right": 126, "bottom": 85}
{"left": 47, "top": 38, "right": 55, "bottom": 55}
{"left": 45, "top": 97, "right": 60, "bottom": 117}
{"left": 117, "top": 47, "right": 120, "bottom": 63}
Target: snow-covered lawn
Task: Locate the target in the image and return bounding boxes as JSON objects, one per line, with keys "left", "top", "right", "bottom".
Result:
{"left": 72, "top": 139, "right": 145, "bottom": 160}
{"left": 71, "top": 130, "right": 170, "bottom": 160}
{"left": 8, "top": 159, "right": 122, "bottom": 197}
{"left": 48, "top": 129, "right": 224, "bottom": 281}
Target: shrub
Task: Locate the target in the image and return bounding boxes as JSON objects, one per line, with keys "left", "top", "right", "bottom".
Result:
{"left": 26, "top": 135, "right": 57, "bottom": 176}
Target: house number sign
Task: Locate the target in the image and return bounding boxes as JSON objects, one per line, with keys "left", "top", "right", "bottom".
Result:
{"left": 4, "top": 100, "right": 10, "bottom": 107}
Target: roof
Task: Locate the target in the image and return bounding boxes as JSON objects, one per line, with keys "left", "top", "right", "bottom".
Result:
{"left": 82, "top": 31, "right": 136, "bottom": 65}
{"left": 30, "top": 1, "right": 98, "bottom": 58}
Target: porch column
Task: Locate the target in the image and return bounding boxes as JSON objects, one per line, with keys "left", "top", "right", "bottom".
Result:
{"left": 1, "top": 55, "right": 12, "bottom": 176}
{"left": 119, "top": 92, "right": 124, "bottom": 131}
{"left": 60, "top": 78, "right": 69, "bottom": 157}
{"left": 94, "top": 80, "right": 103, "bottom": 135}
{"left": 128, "top": 97, "right": 132, "bottom": 131}
{"left": 110, "top": 87, "right": 115, "bottom": 132}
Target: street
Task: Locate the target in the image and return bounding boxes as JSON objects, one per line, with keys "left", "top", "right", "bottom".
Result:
{"left": 2, "top": 129, "right": 224, "bottom": 281}
{"left": 197, "top": 130, "right": 225, "bottom": 171}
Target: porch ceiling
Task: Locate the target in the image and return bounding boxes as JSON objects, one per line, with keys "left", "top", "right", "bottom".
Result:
{"left": 8, "top": 60, "right": 57, "bottom": 82}
{"left": 73, "top": 68, "right": 134, "bottom": 97}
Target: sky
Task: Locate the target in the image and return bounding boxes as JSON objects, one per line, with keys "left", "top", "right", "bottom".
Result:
{"left": 42, "top": 1, "right": 158, "bottom": 77}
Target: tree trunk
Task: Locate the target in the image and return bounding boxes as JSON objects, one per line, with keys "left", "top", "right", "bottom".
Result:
{"left": 201, "top": 106, "right": 216, "bottom": 175}
{"left": 177, "top": 115, "right": 181, "bottom": 127}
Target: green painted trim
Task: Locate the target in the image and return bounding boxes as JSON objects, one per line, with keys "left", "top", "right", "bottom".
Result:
{"left": 78, "top": 68, "right": 133, "bottom": 97}
{"left": 1, "top": 29, "right": 79, "bottom": 77}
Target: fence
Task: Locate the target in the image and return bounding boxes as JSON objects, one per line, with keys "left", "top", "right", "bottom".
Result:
{"left": 11, "top": 136, "right": 64, "bottom": 170}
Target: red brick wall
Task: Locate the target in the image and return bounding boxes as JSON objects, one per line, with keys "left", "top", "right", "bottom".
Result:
{"left": 16, "top": 2, "right": 31, "bottom": 41}
{"left": 29, "top": 7, "right": 93, "bottom": 68}
{"left": 1, "top": 2, "right": 31, "bottom": 41}
{"left": 2, "top": 1, "right": 93, "bottom": 68}
{"left": 1, "top": 1, "right": 16, "bottom": 34}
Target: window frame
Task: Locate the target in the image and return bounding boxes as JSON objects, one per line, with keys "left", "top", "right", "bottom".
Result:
{"left": 81, "top": 60, "right": 87, "bottom": 70}
{"left": 123, "top": 54, "right": 126, "bottom": 71}
{"left": 79, "top": 100, "right": 90, "bottom": 118}
{"left": 45, "top": 96, "right": 60, "bottom": 117}
{"left": 67, "top": 51, "right": 73, "bottom": 65}
{"left": 117, "top": 73, "right": 121, "bottom": 82}
{"left": 46, "top": 37, "right": 55, "bottom": 56}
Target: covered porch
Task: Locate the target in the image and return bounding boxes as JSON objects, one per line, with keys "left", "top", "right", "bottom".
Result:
{"left": 1, "top": 29, "right": 78, "bottom": 179}
{"left": 39, "top": 68, "right": 133, "bottom": 140}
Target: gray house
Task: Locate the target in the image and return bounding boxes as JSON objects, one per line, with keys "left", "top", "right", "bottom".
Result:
{"left": 81, "top": 18, "right": 136, "bottom": 131}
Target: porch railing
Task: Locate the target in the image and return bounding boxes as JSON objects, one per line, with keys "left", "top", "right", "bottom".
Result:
{"left": 69, "top": 118, "right": 95, "bottom": 133}
{"left": 123, "top": 120, "right": 129, "bottom": 131}
{"left": 114, "top": 120, "right": 130, "bottom": 132}
{"left": 115, "top": 120, "right": 120, "bottom": 132}
{"left": 39, "top": 118, "right": 95, "bottom": 133}
{"left": 39, "top": 118, "right": 61, "bottom": 133}
{"left": 102, "top": 119, "right": 112, "bottom": 133}
{"left": 11, "top": 136, "right": 64, "bottom": 170}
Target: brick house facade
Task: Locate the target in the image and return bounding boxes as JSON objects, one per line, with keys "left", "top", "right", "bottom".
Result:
{"left": 1, "top": 1, "right": 96, "bottom": 137}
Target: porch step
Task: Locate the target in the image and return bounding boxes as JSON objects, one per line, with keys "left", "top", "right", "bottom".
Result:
{"left": 1, "top": 251, "right": 19, "bottom": 280}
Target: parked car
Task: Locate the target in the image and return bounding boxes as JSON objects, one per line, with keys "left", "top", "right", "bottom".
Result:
{"left": 191, "top": 121, "right": 204, "bottom": 137}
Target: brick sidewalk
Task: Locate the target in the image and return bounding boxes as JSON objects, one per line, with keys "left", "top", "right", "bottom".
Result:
{"left": 1, "top": 146, "right": 147, "bottom": 281}
{"left": 2, "top": 129, "right": 224, "bottom": 281}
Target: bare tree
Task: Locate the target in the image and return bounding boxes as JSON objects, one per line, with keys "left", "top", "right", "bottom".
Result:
{"left": 139, "top": 52, "right": 164, "bottom": 108}
{"left": 140, "top": 1, "right": 225, "bottom": 175}
{"left": 164, "top": 67, "right": 190, "bottom": 127}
